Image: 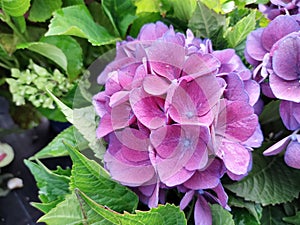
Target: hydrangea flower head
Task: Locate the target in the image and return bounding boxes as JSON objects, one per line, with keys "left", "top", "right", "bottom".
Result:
{"left": 246, "top": 14, "right": 300, "bottom": 169}
{"left": 94, "top": 22, "right": 262, "bottom": 224}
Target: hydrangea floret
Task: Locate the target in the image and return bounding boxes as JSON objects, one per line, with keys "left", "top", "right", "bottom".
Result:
{"left": 93, "top": 22, "right": 262, "bottom": 225}
{"left": 245, "top": 14, "right": 300, "bottom": 169}
{"left": 259, "top": 0, "right": 300, "bottom": 20}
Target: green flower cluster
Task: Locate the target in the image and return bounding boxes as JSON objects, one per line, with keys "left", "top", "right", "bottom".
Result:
{"left": 6, "top": 61, "right": 74, "bottom": 109}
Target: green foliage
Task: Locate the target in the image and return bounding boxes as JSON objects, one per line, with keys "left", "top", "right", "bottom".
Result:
{"left": 188, "top": 1, "right": 226, "bottom": 39}
{"left": 66, "top": 143, "right": 139, "bottom": 213}
{"left": 171, "top": 0, "right": 196, "bottom": 22}
{"left": 232, "top": 208, "right": 260, "bottom": 225}
{"left": 225, "top": 153, "right": 300, "bottom": 206}
{"left": 76, "top": 189, "right": 186, "bottom": 225}
{"left": 30, "top": 126, "right": 89, "bottom": 160}
{"left": 260, "top": 205, "right": 289, "bottom": 225}
{"left": 45, "top": 5, "right": 119, "bottom": 46}
{"left": 24, "top": 160, "right": 71, "bottom": 210}
{"left": 0, "top": 0, "right": 30, "bottom": 17}
{"left": 211, "top": 204, "right": 235, "bottom": 225}
{"left": 29, "top": 0, "right": 63, "bottom": 22}
{"left": 224, "top": 11, "right": 256, "bottom": 48}
{"left": 41, "top": 36, "right": 83, "bottom": 79}
{"left": 102, "top": 0, "right": 137, "bottom": 38}
{"left": 283, "top": 211, "right": 300, "bottom": 225}
{"left": 17, "top": 42, "right": 68, "bottom": 72}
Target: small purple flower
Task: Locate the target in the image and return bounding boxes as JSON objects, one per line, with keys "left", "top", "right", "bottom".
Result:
{"left": 263, "top": 129, "right": 300, "bottom": 169}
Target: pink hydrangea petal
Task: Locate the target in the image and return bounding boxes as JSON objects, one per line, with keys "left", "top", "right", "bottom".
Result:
{"left": 244, "top": 80, "right": 260, "bottom": 106}
{"left": 111, "top": 101, "right": 135, "bottom": 130}
{"left": 148, "top": 181, "right": 160, "bottom": 208}
{"left": 217, "top": 140, "right": 251, "bottom": 175}
{"left": 96, "top": 113, "right": 113, "bottom": 138}
{"left": 180, "top": 190, "right": 195, "bottom": 210}
{"left": 263, "top": 135, "right": 291, "bottom": 156}
{"left": 143, "top": 75, "right": 170, "bottom": 95}
{"left": 130, "top": 88, "right": 166, "bottom": 129}
{"left": 104, "top": 151, "right": 156, "bottom": 186}
{"left": 150, "top": 124, "right": 209, "bottom": 184}
{"left": 261, "top": 15, "right": 300, "bottom": 51}
{"left": 163, "top": 167, "right": 195, "bottom": 187}
{"left": 194, "top": 195, "right": 212, "bottom": 225}
{"left": 216, "top": 100, "right": 258, "bottom": 142}
{"left": 182, "top": 53, "right": 220, "bottom": 78}
{"left": 284, "top": 138, "right": 300, "bottom": 169}
{"left": 212, "top": 183, "right": 228, "bottom": 208}
{"left": 223, "top": 73, "right": 249, "bottom": 103}
{"left": 97, "top": 58, "right": 136, "bottom": 84}
{"left": 132, "top": 63, "right": 147, "bottom": 88}
{"left": 109, "top": 91, "right": 129, "bottom": 107}
{"left": 280, "top": 100, "right": 300, "bottom": 130}
{"left": 272, "top": 33, "right": 300, "bottom": 81}
{"left": 118, "top": 63, "right": 141, "bottom": 89}
{"left": 269, "top": 73, "right": 300, "bottom": 103}
{"left": 93, "top": 92, "right": 109, "bottom": 117}
{"left": 169, "top": 75, "right": 223, "bottom": 125}
{"left": 242, "top": 124, "right": 264, "bottom": 148}
{"left": 105, "top": 71, "right": 122, "bottom": 95}
{"left": 137, "top": 21, "right": 169, "bottom": 41}
{"left": 184, "top": 160, "right": 223, "bottom": 190}
{"left": 147, "top": 41, "right": 185, "bottom": 80}
{"left": 245, "top": 28, "right": 267, "bottom": 61}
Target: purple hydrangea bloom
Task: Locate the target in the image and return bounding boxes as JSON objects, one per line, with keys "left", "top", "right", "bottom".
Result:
{"left": 246, "top": 14, "right": 300, "bottom": 169}
{"left": 94, "top": 22, "right": 262, "bottom": 224}
{"left": 259, "top": 0, "right": 300, "bottom": 20}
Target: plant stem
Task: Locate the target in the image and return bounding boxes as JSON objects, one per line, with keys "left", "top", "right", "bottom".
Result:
{"left": 0, "top": 12, "right": 27, "bottom": 42}
{"left": 0, "top": 61, "right": 11, "bottom": 70}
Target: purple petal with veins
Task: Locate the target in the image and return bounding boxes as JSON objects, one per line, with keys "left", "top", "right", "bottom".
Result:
{"left": 261, "top": 15, "right": 300, "bottom": 51}
{"left": 194, "top": 195, "right": 212, "bottom": 225}
{"left": 150, "top": 124, "right": 209, "bottom": 185}
{"left": 130, "top": 88, "right": 166, "bottom": 129}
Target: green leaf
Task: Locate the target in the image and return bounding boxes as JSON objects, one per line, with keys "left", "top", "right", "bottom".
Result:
{"left": 211, "top": 204, "right": 235, "bottom": 225}
{"left": 102, "top": 0, "right": 137, "bottom": 37}
{"left": 24, "top": 160, "right": 70, "bottom": 204}
{"left": 260, "top": 205, "right": 289, "bottom": 225}
{"left": 16, "top": 42, "right": 68, "bottom": 72}
{"left": 37, "top": 107, "right": 67, "bottom": 122}
{"left": 188, "top": 1, "right": 226, "bottom": 39}
{"left": 41, "top": 36, "right": 83, "bottom": 79}
{"left": 62, "top": 0, "right": 84, "bottom": 6}
{"left": 66, "top": 143, "right": 139, "bottom": 213}
{"left": 134, "top": 0, "right": 161, "bottom": 13}
{"left": 12, "top": 16, "right": 26, "bottom": 33}
{"left": 0, "top": 0, "right": 30, "bottom": 16}
{"left": 76, "top": 189, "right": 185, "bottom": 225}
{"left": 259, "top": 100, "right": 281, "bottom": 125}
{"left": 38, "top": 192, "right": 83, "bottom": 225}
{"left": 229, "top": 196, "right": 262, "bottom": 223}
{"left": 283, "top": 211, "right": 300, "bottom": 225}
{"left": 28, "top": 0, "right": 62, "bottom": 22}
{"left": 225, "top": 10, "right": 256, "bottom": 48}
{"left": 225, "top": 153, "right": 300, "bottom": 206}
{"left": 232, "top": 208, "right": 260, "bottom": 225}
{"left": 30, "top": 126, "right": 89, "bottom": 160}
{"left": 31, "top": 199, "right": 63, "bottom": 214}
{"left": 45, "top": 5, "right": 119, "bottom": 46}
{"left": 171, "top": 0, "right": 196, "bottom": 22}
